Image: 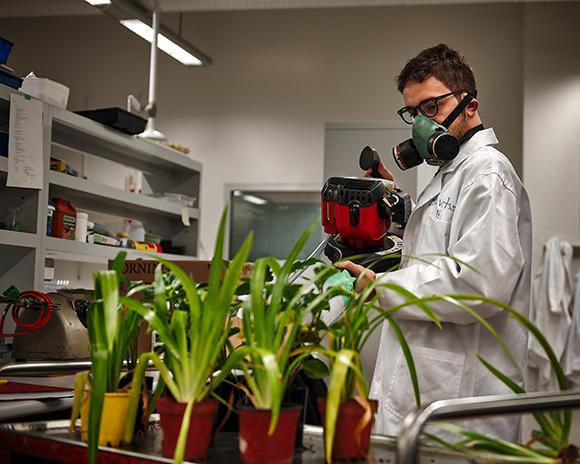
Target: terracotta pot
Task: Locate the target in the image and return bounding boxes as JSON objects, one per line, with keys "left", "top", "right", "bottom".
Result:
{"left": 317, "top": 398, "right": 378, "bottom": 460}
{"left": 238, "top": 405, "right": 302, "bottom": 464}
{"left": 80, "top": 391, "right": 130, "bottom": 447}
{"left": 156, "top": 396, "right": 218, "bottom": 461}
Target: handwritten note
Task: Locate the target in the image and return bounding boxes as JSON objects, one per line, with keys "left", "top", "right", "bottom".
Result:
{"left": 7, "top": 94, "right": 44, "bottom": 189}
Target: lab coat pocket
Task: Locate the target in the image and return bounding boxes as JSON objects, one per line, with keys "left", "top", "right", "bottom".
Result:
{"left": 384, "top": 345, "right": 465, "bottom": 421}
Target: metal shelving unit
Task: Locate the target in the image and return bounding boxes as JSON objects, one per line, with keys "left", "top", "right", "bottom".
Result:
{"left": 48, "top": 171, "right": 199, "bottom": 222}
{"left": 0, "top": 230, "right": 39, "bottom": 249}
{"left": 0, "top": 82, "right": 202, "bottom": 295}
{"left": 45, "top": 237, "right": 196, "bottom": 265}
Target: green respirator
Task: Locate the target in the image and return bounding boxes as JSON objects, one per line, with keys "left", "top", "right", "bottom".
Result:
{"left": 392, "top": 92, "right": 476, "bottom": 170}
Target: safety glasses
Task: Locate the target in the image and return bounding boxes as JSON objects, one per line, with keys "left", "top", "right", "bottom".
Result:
{"left": 397, "top": 90, "right": 465, "bottom": 125}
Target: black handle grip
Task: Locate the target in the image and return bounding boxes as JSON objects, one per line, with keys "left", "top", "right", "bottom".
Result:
{"left": 359, "top": 146, "right": 381, "bottom": 178}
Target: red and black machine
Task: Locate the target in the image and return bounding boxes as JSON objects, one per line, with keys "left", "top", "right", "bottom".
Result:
{"left": 321, "top": 146, "right": 412, "bottom": 272}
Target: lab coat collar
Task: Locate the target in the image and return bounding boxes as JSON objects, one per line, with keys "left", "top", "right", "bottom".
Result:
{"left": 415, "top": 128, "right": 499, "bottom": 210}
{"left": 439, "top": 127, "right": 499, "bottom": 177}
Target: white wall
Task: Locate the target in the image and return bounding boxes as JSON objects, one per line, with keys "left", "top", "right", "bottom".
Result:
{"left": 521, "top": 1, "right": 580, "bottom": 443}
{"left": 0, "top": 4, "right": 524, "bottom": 256}
{"left": 523, "top": 1, "right": 580, "bottom": 270}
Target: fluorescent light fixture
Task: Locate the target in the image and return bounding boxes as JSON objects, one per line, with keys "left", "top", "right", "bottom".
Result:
{"left": 233, "top": 190, "right": 242, "bottom": 197}
{"left": 120, "top": 19, "right": 202, "bottom": 66}
{"left": 242, "top": 195, "right": 268, "bottom": 206}
{"left": 83, "top": 0, "right": 111, "bottom": 5}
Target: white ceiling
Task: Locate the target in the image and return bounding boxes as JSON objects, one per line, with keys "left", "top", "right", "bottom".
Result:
{"left": 0, "top": 0, "right": 564, "bottom": 18}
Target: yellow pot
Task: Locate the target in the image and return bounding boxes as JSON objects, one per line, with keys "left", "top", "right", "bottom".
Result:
{"left": 80, "top": 391, "right": 130, "bottom": 447}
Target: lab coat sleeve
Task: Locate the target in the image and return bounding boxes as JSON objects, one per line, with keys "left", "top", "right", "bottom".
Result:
{"left": 376, "top": 172, "right": 525, "bottom": 325}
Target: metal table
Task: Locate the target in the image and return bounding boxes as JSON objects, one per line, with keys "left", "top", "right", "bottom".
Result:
{"left": 0, "top": 419, "right": 498, "bottom": 464}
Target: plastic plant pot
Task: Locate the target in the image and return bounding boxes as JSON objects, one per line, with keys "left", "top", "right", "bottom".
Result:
{"left": 317, "top": 398, "right": 378, "bottom": 460}
{"left": 238, "top": 405, "right": 302, "bottom": 464}
{"left": 80, "top": 391, "right": 130, "bottom": 447}
{"left": 156, "top": 396, "right": 218, "bottom": 461}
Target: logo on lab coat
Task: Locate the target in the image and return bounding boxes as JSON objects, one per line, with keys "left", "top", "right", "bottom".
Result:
{"left": 431, "top": 196, "right": 456, "bottom": 221}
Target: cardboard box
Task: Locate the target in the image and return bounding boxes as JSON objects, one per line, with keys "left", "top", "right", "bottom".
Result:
{"left": 118, "top": 259, "right": 213, "bottom": 284}
{"left": 111, "top": 259, "right": 252, "bottom": 352}
{"left": 116, "top": 259, "right": 253, "bottom": 284}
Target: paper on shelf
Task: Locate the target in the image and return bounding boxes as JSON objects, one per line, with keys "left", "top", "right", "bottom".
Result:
{"left": 7, "top": 94, "right": 44, "bottom": 189}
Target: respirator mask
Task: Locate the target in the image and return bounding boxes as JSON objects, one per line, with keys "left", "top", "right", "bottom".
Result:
{"left": 393, "top": 91, "right": 477, "bottom": 170}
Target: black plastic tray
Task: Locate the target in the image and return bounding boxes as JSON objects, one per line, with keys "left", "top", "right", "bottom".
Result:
{"left": 75, "top": 107, "right": 147, "bottom": 135}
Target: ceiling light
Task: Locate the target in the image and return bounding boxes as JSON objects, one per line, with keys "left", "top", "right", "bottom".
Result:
{"left": 242, "top": 195, "right": 268, "bottom": 206}
{"left": 84, "top": 0, "right": 211, "bottom": 67}
{"left": 120, "top": 19, "right": 202, "bottom": 66}
{"left": 83, "top": 0, "right": 111, "bottom": 5}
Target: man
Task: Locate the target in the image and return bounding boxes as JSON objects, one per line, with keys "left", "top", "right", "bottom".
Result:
{"left": 338, "top": 44, "right": 532, "bottom": 441}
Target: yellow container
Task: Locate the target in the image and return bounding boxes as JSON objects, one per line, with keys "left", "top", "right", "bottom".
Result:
{"left": 80, "top": 391, "right": 130, "bottom": 447}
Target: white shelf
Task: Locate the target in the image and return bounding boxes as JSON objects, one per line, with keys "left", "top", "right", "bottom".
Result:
{"left": 45, "top": 237, "right": 196, "bottom": 265}
{"left": 49, "top": 171, "right": 199, "bottom": 222}
{"left": 0, "top": 81, "right": 201, "bottom": 290}
{"left": 0, "top": 84, "right": 25, "bottom": 104}
{"left": 50, "top": 107, "right": 202, "bottom": 175}
{"left": 0, "top": 230, "right": 39, "bottom": 249}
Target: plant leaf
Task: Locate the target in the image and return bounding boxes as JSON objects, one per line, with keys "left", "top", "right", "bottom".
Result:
{"left": 302, "top": 358, "right": 329, "bottom": 380}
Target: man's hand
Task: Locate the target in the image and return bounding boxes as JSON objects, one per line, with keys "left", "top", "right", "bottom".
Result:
{"left": 335, "top": 261, "right": 377, "bottom": 294}
{"left": 364, "top": 160, "right": 395, "bottom": 181}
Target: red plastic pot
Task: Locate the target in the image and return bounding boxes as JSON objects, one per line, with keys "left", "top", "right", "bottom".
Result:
{"left": 238, "top": 405, "right": 302, "bottom": 464}
{"left": 156, "top": 396, "right": 218, "bottom": 461}
{"left": 317, "top": 398, "right": 378, "bottom": 460}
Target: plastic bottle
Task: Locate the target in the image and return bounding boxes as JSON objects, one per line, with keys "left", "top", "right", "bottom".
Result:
{"left": 75, "top": 212, "right": 88, "bottom": 242}
{"left": 47, "top": 204, "right": 55, "bottom": 236}
{"left": 126, "top": 219, "right": 145, "bottom": 242}
{"left": 51, "top": 198, "right": 76, "bottom": 240}
{"left": 116, "top": 231, "right": 129, "bottom": 248}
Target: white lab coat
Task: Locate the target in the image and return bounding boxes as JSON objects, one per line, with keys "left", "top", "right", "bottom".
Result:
{"left": 369, "top": 128, "right": 532, "bottom": 442}
{"left": 528, "top": 238, "right": 574, "bottom": 391}
{"left": 562, "top": 272, "right": 580, "bottom": 387}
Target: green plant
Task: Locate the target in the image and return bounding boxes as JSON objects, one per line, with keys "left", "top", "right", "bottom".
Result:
{"left": 69, "top": 252, "right": 142, "bottom": 464}
{"left": 413, "top": 294, "right": 578, "bottom": 464}
{"left": 118, "top": 208, "right": 253, "bottom": 464}
{"left": 211, "top": 223, "right": 354, "bottom": 436}
{"left": 320, "top": 272, "right": 443, "bottom": 463}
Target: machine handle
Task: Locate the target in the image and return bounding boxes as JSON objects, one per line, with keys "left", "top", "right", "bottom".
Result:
{"left": 359, "top": 146, "right": 381, "bottom": 178}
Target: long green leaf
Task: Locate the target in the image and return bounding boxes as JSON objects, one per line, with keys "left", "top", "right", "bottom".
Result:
{"left": 376, "top": 282, "right": 442, "bottom": 329}
{"left": 324, "top": 349, "right": 365, "bottom": 463}
{"left": 173, "top": 398, "right": 195, "bottom": 464}
{"left": 120, "top": 297, "right": 179, "bottom": 359}
{"left": 477, "top": 354, "right": 557, "bottom": 443}
{"left": 434, "top": 423, "right": 558, "bottom": 460}
{"left": 69, "top": 371, "right": 89, "bottom": 433}
{"left": 123, "top": 352, "right": 182, "bottom": 444}
{"left": 425, "top": 432, "right": 556, "bottom": 463}
{"left": 387, "top": 317, "right": 421, "bottom": 408}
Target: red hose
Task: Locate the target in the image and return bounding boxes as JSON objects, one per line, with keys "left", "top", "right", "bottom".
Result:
{"left": 0, "top": 291, "right": 53, "bottom": 337}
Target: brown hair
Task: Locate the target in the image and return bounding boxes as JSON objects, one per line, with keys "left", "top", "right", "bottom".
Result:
{"left": 396, "top": 44, "right": 477, "bottom": 94}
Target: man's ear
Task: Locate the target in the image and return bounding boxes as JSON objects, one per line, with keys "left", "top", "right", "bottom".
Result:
{"left": 466, "top": 99, "right": 479, "bottom": 117}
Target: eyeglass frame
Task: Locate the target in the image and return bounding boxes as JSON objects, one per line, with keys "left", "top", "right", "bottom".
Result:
{"left": 397, "top": 90, "right": 466, "bottom": 125}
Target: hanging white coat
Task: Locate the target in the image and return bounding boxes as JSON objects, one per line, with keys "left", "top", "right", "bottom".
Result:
{"left": 528, "top": 237, "right": 574, "bottom": 391}
{"left": 370, "top": 128, "right": 532, "bottom": 442}
{"left": 562, "top": 272, "right": 580, "bottom": 387}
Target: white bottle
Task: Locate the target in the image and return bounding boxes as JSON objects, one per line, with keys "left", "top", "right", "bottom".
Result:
{"left": 75, "top": 212, "right": 89, "bottom": 242}
{"left": 126, "top": 219, "right": 145, "bottom": 242}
